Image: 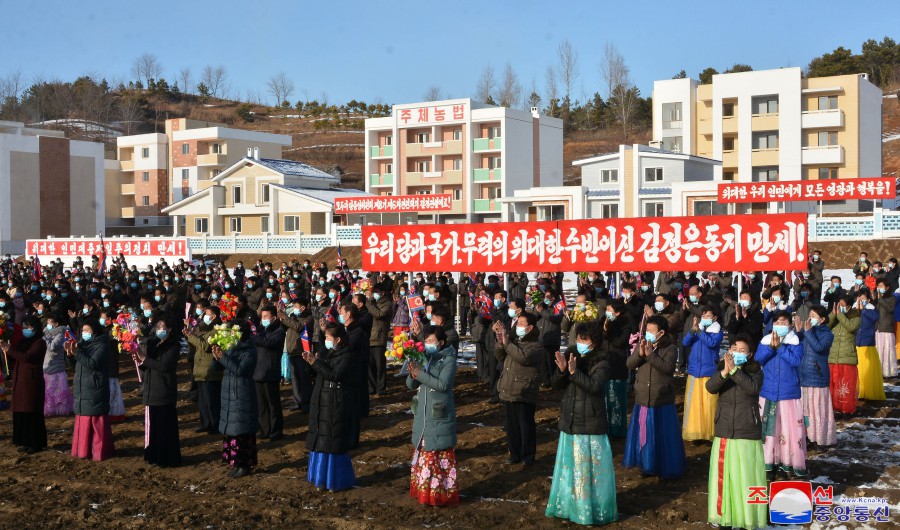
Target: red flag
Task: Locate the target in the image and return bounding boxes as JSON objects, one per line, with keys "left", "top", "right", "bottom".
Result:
{"left": 407, "top": 294, "right": 425, "bottom": 312}
{"left": 301, "top": 326, "right": 311, "bottom": 353}
{"left": 98, "top": 235, "right": 108, "bottom": 277}
{"left": 478, "top": 293, "right": 493, "bottom": 320}
{"left": 64, "top": 328, "right": 77, "bottom": 343}
{"left": 553, "top": 297, "right": 567, "bottom": 315}
{"left": 32, "top": 256, "right": 42, "bottom": 281}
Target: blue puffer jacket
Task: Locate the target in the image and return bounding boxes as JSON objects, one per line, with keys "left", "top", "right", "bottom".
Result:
{"left": 755, "top": 330, "right": 803, "bottom": 401}
{"left": 796, "top": 325, "right": 834, "bottom": 388}
{"left": 855, "top": 307, "right": 878, "bottom": 347}
{"left": 217, "top": 339, "right": 259, "bottom": 437}
{"left": 682, "top": 321, "right": 724, "bottom": 377}
{"left": 893, "top": 293, "right": 900, "bottom": 323}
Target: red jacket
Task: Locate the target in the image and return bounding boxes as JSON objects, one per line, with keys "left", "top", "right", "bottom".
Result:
{"left": 9, "top": 336, "right": 47, "bottom": 413}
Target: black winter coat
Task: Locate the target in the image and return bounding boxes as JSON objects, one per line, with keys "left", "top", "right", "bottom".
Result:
{"left": 307, "top": 343, "right": 356, "bottom": 454}
{"left": 705, "top": 360, "right": 764, "bottom": 440}
{"left": 140, "top": 334, "right": 180, "bottom": 407}
{"left": 217, "top": 340, "right": 258, "bottom": 436}
{"left": 73, "top": 334, "right": 110, "bottom": 416}
{"left": 552, "top": 345, "right": 610, "bottom": 435}
{"left": 252, "top": 321, "right": 286, "bottom": 382}
{"left": 626, "top": 335, "right": 677, "bottom": 407}
{"left": 603, "top": 314, "right": 633, "bottom": 381}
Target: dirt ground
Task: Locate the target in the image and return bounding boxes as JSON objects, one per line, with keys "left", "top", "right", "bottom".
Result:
{"left": 0, "top": 350, "right": 897, "bottom": 530}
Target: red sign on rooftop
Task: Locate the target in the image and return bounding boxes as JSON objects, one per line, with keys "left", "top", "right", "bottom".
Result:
{"left": 717, "top": 178, "right": 895, "bottom": 203}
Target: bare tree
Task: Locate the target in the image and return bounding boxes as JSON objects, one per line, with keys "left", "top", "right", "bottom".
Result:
{"left": 0, "top": 69, "right": 24, "bottom": 120}
{"left": 422, "top": 85, "right": 442, "bottom": 102}
{"left": 556, "top": 40, "right": 579, "bottom": 104}
{"left": 132, "top": 53, "right": 163, "bottom": 89}
{"left": 266, "top": 72, "right": 296, "bottom": 107}
{"left": 201, "top": 65, "right": 228, "bottom": 98}
{"left": 497, "top": 63, "right": 523, "bottom": 108}
{"left": 178, "top": 68, "right": 192, "bottom": 96}
{"left": 118, "top": 96, "right": 143, "bottom": 135}
{"left": 600, "top": 42, "right": 640, "bottom": 141}
{"left": 475, "top": 64, "right": 496, "bottom": 103}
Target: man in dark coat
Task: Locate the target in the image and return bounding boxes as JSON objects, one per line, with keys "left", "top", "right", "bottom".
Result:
{"left": 366, "top": 286, "right": 392, "bottom": 395}
{"left": 336, "top": 302, "right": 369, "bottom": 444}
{"left": 253, "top": 305, "right": 286, "bottom": 441}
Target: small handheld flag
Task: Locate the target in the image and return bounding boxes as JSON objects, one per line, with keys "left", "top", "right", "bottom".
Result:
{"left": 64, "top": 328, "right": 77, "bottom": 343}
{"left": 301, "top": 326, "right": 311, "bottom": 353}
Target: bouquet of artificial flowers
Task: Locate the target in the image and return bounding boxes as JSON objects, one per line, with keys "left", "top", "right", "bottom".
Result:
{"left": 385, "top": 332, "right": 426, "bottom": 365}
{"left": 570, "top": 301, "right": 599, "bottom": 323}
{"left": 208, "top": 323, "right": 243, "bottom": 351}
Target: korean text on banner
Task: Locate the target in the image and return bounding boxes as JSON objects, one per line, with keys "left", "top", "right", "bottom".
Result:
{"left": 718, "top": 177, "right": 896, "bottom": 203}
{"left": 362, "top": 214, "right": 807, "bottom": 273}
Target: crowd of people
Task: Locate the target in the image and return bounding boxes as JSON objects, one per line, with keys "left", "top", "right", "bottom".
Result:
{"left": 0, "top": 249, "right": 896, "bottom": 527}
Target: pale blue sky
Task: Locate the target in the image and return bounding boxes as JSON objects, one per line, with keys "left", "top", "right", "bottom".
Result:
{"left": 3, "top": 0, "right": 897, "bottom": 106}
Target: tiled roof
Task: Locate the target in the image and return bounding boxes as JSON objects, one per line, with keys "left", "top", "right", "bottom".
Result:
{"left": 255, "top": 158, "right": 339, "bottom": 180}
{"left": 586, "top": 189, "right": 620, "bottom": 197}
{"left": 638, "top": 187, "right": 672, "bottom": 195}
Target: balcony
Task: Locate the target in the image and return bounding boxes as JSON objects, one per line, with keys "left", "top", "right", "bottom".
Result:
{"left": 722, "top": 151, "right": 739, "bottom": 168}
{"left": 801, "top": 109, "right": 844, "bottom": 129}
{"left": 197, "top": 153, "right": 227, "bottom": 166}
{"left": 802, "top": 145, "right": 845, "bottom": 165}
{"left": 120, "top": 159, "right": 134, "bottom": 171}
{"left": 442, "top": 170, "right": 463, "bottom": 182}
{"left": 751, "top": 113, "right": 779, "bottom": 131}
{"left": 120, "top": 183, "right": 135, "bottom": 195}
{"left": 473, "top": 137, "right": 502, "bottom": 152}
{"left": 473, "top": 199, "right": 498, "bottom": 213}
{"left": 121, "top": 207, "right": 135, "bottom": 218}
{"left": 369, "top": 173, "right": 394, "bottom": 187}
{"left": 751, "top": 149, "right": 779, "bottom": 166}
{"left": 370, "top": 145, "right": 393, "bottom": 158}
{"left": 423, "top": 171, "right": 442, "bottom": 178}
{"left": 722, "top": 116, "right": 738, "bottom": 135}
{"left": 473, "top": 168, "right": 503, "bottom": 182}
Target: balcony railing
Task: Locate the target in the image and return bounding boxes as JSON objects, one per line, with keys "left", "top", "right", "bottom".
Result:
{"left": 473, "top": 168, "right": 502, "bottom": 182}
{"left": 801, "top": 109, "right": 844, "bottom": 129}
{"left": 120, "top": 183, "right": 135, "bottom": 195}
{"left": 473, "top": 137, "right": 502, "bottom": 151}
{"left": 370, "top": 145, "right": 394, "bottom": 158}
{"left": 369, "top": 173, "right": 394, "bottom": 187}
{"left": 473, "top": 199, "right": 498, "bottom": 212}
{"left": 802, "top": 145, "right": 845, "bottom": 165}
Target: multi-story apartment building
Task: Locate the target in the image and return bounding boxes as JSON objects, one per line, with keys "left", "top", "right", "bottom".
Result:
{"left": 364, "top": 98, "right": 563, "bottom": 223}
{"left": 0, "top": 121, "right": 105, "bottom": 254}
{"left": 652, "top": 67, "right": 883, "bottom": 213}
{"left": 110, "top": 118, "right": 291, "bottom": 227}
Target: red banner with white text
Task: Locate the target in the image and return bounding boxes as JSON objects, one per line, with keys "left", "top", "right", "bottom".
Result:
{"left": 362, "top": 215, "right": 808, "bottom": 273}
{"left": 717, "top": 178, "right": 895, "bottom": 203}
{"left": 26, "top": 238, "right": 190, "bottom": 259}
{"left": 334, "top": 194, "right": 452, "bottom": 214}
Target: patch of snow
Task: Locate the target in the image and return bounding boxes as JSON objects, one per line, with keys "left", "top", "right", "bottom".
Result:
{"left": 884, "top": 134, "right": 900, "bottom": 143}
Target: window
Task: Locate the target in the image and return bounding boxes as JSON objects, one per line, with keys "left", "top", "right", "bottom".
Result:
{"left": 181, "top": 168, "right": 189, "bottom": 180}
{"left": 284, "top": 215, "right": 300, "bottom": 232}
{"left": 818, "top": 95, "right": 838, "bottom": 110}
{"left": 539, "top": 205, "right": 566, "bottom": 221}
{"left": 142, "top": 196, "right": 150, "bottom": 206}
{"left": 818, "top": 131, "right": 838, "bottom": 146}
{"left": 194, "top": 217, "right": 209, "bottom": 233}
{"left": 260, "top": 183, "right": 270, "bottom": 204}
{"left": 722, "top": 103, "right": 735, "bottom": 117}
{"left": 723, "top": 137, "right": 735, "bottom": 151}
{"left": 415, "top": 190, "right": 429, "bottom": 195}
{"left": 662, "top": 136, "right": 682, "bottom": 153}
{"left": 452, "top": 188, "right": 462, "bottom": 200}
{"left": 181, "top": 143, "right": 190, "bottom": 155}
{"left": 415, "top": 160, "right": 431, "bottom": 172}
{"left": 143, "top": 219, "right": 149, "bottom": 225}
{"left": 141, "top": 171, "right": 149, "bottom": 182}
{"left": 488, "top": 157, "right": 502, "bottom": 169}
{"left": 601, "top": 203, "right": 618, "bottom": 219}
{"left": 753, "top": 131, "right": 779, "bottom": 150}
{"left": 490, "top": 187, "right": 502, "bottom": 199}
{"left": 230, "top": 217, "right": 242, "bottom": 233}
{"left": 753, "top": 167, "right": 779, "bottom": 182}
{"left": 141, "top": 147, "right": 150, "bottom": 158}
{"left": 452, "top": 129, "right": 462, "bottom": 141}
{"left": 261, "top": 216, "right": 269, "bottom": 233}
{"left": 600, "top": 169, "right": 618, "bottom": 183}
{"left": 723, "top": 171, "right": 735, "bottom": 181}
{"left": 488, "top": 126, "right": 501, "bottom": 139}
{"left": 211, "top": 143, "right": 222, "bottom": 154}
{"left": 644, "top": 202, "right": 664, "bottom": 217}
{"left": 212, "top": 169, "right": 222, "bottom": 177}
{"left": 452, "top": 158, "right": 462, "bottom": 170}
{"left": 415, "top": 131, "right": 430, "bottom": 143}
{"left": 384, "top": 163, "right": 393, "bottom": 174}
{"left": 384, "top": 135, "right": 392, "bottom": 146}
{"left": 644, "top": 167, "right": 663, "bottom": 182}
{"left": 752, "top": 96, "right": 778, "bottom": 115}
{"left": 662, "top": 102, "right": 682, "bottom": 128}
{"left": 818, "top": 167, "right": 838, "bottom": 180}
{"left": 232, "top": 185, "right": 242, "bottom": 204}
{"left": 694, "top": 200, "right": 728, "bottom": 216}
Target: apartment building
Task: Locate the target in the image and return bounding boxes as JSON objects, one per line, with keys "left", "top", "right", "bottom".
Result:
{"left": 0, "top": 121, "right": 105, "bottom": 254}
{"left": 110, "top": 118, "right": 291, "bottom": 227}
{"left": 652, "top": 67, "right": 883, "bottom": 213}
{"left": 364, "top": 98, "right": 563, "bottom": 223}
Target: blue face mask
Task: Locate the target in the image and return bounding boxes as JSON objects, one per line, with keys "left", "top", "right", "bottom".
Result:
{"left": 324, "top": 339, "right": 335, "bottom": 350}
{"left": 605, "top": 311, "right": 615, "bottom": 322}
{"left": 82, "top": 332, "right": 93, "bottom": 341}
{"left": 155, "top": 329, "right": 168, "bottom": 340}
{"left": 654, "top": 301, "right": 665, "bottom": 312}
{"left": 203, "top": 315, "right": 213, "bottom": 325}
{"left": 738, "top": 300, "right": 750, "bottom": 308}
{"left": 427, "top": 293, "right": 436, "bottom": 302}
{"left": 144, "top": 309, "right": 153, "bottom": 318}
{"left": 99, "top": 318, "right": 107, "bottom": 327}
{"left": 576, "top": 342, "right": 591, "bottom": 355}
{"left": 292, "top": 307, "right": 301, "bottom": 316}
{"left": 261, "top": 319, "right": 271, "bottom": 328}
{"left": 328, "top": 292, "right": 336, "bottom": 299}
{"left": 732, "top": 352, "right": 748, "bottom": 366}
{"left": 515, "top": 326, "right": 528, "bottom": 338}
{"left": 507, "top": 308, "right": 518, "bottom": 319}
{"left": 211, "top": 293, "right": 219, "bottom": 300}
{"left": 338, "top": 314, "right": 346, "bottom": 325}
{"left": 195, "top": 308, "right": 203, "bottom": 316}
{"left": 855, "top": 278, "right": 864, "bottom": 286}
{"left": 644, "top": 331, "right": 658, "bottom": 343}
{"left": 773, "top": 325, "right": 790, "bottom": 337}
{"left": 373, "top": 293, "right": 381, "bottom": 301}
{"left": 82, "top": 308, "right": 90, "bottom": 315}
{"left": 700, "top": 318, "right": 713, "bottom": 328}
{"left": 265, "top": 293, "right": 273, "bottom": 299}
{"left": 103, "top": 301, "right": 110, "bottom": 308}
{"left": 424, "top": 343, "right": 439, "bottom": 354}
{"left": 543, "top": 298, "right": 551, "bottom": 306}
{"left": 154, "top": 295, "right": 161, "bottom": 302}
{"left": 23, "top": 328, "right": 35, "bottom": 338}
{"left": 689, "top": 295, "right": 698, "bottom": 304}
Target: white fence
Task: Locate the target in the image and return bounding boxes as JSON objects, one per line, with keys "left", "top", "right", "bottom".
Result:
{"left": 186, "top": 225, "right": 362, "bottom": 255}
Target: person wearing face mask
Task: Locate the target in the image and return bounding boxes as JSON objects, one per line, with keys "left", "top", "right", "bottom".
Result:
{"left": 726, "top": 291, "right": 764, "bottom": 348}
{"left": 96, "top": 310, "right": 126, "bottom": 423}
{"left": 677, "top": 285, "right": 704, "bottom": 375}
{"left": 535, "top": 289, "right": 564, "bottom": 388}
{"left": 494, "top": 312, "right": 542, "bottom": 467}
{"left": 623, "top": 316, "right": 685, "bottom": 479}
{"left": 365, "top": 287, "right": 392, "bottom": 396}
{"left": 562, "top": 293, "right": 596, "bottom": 347}
{"left": 303, "top": 323, "right": 358, "bottom": 492}
{"left": 872, "top": 279, "right": 898, "bottom": 378}
{"left": 280, "top": 300, "right": 315, "bottom": 413}
{"left": 761, "top": 285, "right": 789, "bottom": 337}
{"left": 823, "top": 276, "right": 845, "bottom": 314}
{"left": 252, "top": 305, "right": 286, "bottom": 442}
{"left": 790, "top": 282, "right": 815, "bottom": 323}
{"left": 136, "top": 318, "right": 182, "bottom": 468}
{"left": 885, "top": 257, "right": 900, "bottom": 292}
{"left": 483, "top": 291, "right": 511, "bottom": 404}
{"left": 65, "top": 320, "right": 115, "bottom": 462}
{"left": 759, "top": 273, "right": 784, "bottom": 302}
{"left": 186, "top": 307, "right": 225, "bottom": 434}
{"left": 41, "top": 315, "right": 75, "bottom": 417}
{"left": 704, "top": 336, "right": 766, "bottom": 530}
{"left": 332, "top": 302, "right": 367, "bottom": 443}
{"left": 682, "top": 306, "right": 724, "bottom": 442}
{"left": 651, "top": 294, "right": 681, "bottom": 335}
{"left": 311, "top": 287, "right": 332, "bottom": 356}
{"left": 852, "top": 252, "right": 872, "bottom": 278}
{"left": 243, "top": 277, "right": 263, "bottom": 311}
{"left": 601, "top": 300, "right": 631, "bottom": 439}
{"left": 827, "top": 295, "right": 860, "bottom": 414}
{"left": 795, "top": 306, "right": 836, "bottom": 448}
{"left": 1, "top": 315, "right": 48, "bottom": 453}
{"left": 853, "top": 292, "right": 886, "bottom": 401}
{"left": 407, "top": 325, "right": 459, "bottom": 506}
{"left": 545, "top": 323, "right": 617, "bottom": 525}
{"left": 619, "top": 284, "right": 643, "bottom": 324}
{"left": 755, "top": 311, "right": 805, "bottom": 480}
{"left": 390, "top": 283, "right": 412, "bottom": 338}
